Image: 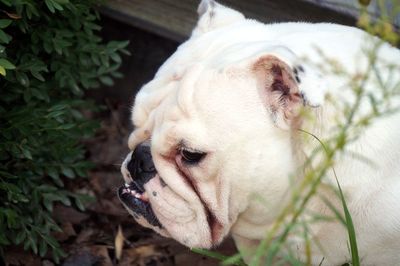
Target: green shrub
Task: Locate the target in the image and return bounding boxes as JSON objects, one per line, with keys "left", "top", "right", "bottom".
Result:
{"left": 0, "top": 0, "right": 129, "bottom": 262}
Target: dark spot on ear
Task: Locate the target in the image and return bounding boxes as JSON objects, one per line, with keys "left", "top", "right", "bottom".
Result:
{"left": 293, "top": 67, "right": 298, "bottom": 75}
{"left": 271, "top": 64, "right": 283, "bottom": 76}
{"left": 152, "top": 191, "right": 157, "bottom": 197}
{"left": 270, "top": 64, "right": 290, "bottom": 96}
{"left": 272, "top": 79, "right": 290, "bottom": 96}
{"left": 298, "top": 65, "right": 305, "bottom": 73}
{"left": 295, "top": 75, "right": 301, "bottom": 83}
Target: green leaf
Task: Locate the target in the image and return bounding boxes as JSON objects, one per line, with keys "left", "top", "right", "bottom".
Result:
{"left": 43, "top": 196, "right": 53, "bottom": 212}
{"left": 110, "top": 53, "right": 121, "bottom": 63}
{"left": 31, "top": 71, "right": 45, "bottom": 81}
{"left": 15, "top": 230, "right": 26, "bottom": 245}
{"left": 22, "top": 148, "right": 33, "bottom": 160}
{"left": 55, "top": 0, "right": 70, "bottom": 4}
{"left": 111, "top": 71, "right": 123, "bottom": 79}
{"left": 47, "top": 167, "right": 63, "bottom": 187}
{"left": 52, "top": 1, "right": 64, "bottom": 11}
{"left": 0, "top": 66, "right": 5, "bottom": 76}
{"left": 58, "top": 124, "right": 75, "bottom": 130}
{"left": 120, "top": 48, "right": 131, "bottom": 56}
{"left": 45, "top": 0, "right": 55, "bottom": 13}
{"left": 30, "top": 235, "right": 38, "bottom": 254}
{"left": 61, "top": 195, "right": 71, "bottom": 206}
{"left": 43, "top": 192, "right": 71, "bottom": 209}
{"left": 38, "top": 185, "right": 58, "bottom": 192}
{"left": 0, "top": 58, "right": 15, "bottom": 69}
{"left": 31, "top": 88, "right": 47, "bottom": 100}
{"left": 43, "top": 235, "right": 59, "bottom": 249}
{"left": 61, "top": 167, "right": 75, "bottom": 178}
{"left": 39, "top": 239, "right": 48, "bottom": 257}
{"left": 23, "top": 238, "right": 31, "bottom": 251}
{"left": 0, "top": 19, "right": 12, "bottom": 29}
{"left": 0, "top": 29, "right": 11, "bottom": 44}
{"left": 16, "top": 72, "right": 30, "bottom": 87}
{"left": 99, "top": 76, "right": 114, "bottom": 86}
{"left": 74, "top": 197, "right": 85, "bottom": 211}
{"left": 52, "top": 247, "right": 67, "bottom": 264}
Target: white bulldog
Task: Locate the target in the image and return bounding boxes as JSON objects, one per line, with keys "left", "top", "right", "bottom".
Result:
{"left": 118, "top": 1, "right": 400, "bottom": 265}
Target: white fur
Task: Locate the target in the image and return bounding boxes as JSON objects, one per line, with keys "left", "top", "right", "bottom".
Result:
{"left": 122, "top": 1, "right": 400, "bottom": 265}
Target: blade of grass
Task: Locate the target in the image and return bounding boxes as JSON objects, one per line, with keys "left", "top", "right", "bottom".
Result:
{"left": 222, "top": 253, "right": 245, "bottom": 266}
{"left": 334, "top": 177, "right": 360, "bottom": 266}
{"left": 302, "top": 129, "right": 360, "bottom": 266}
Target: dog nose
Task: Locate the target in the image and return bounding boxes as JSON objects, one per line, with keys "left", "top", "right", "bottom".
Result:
{"left": 127, "top": 143, "right": 156, "bottom": 191}
{"left": 131, "top": 144, "right": 155, "bottom": 173}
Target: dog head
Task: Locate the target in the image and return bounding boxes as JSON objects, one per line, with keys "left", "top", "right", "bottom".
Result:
{"left": 118, "top": 0, "right": 325, "bottom": 248}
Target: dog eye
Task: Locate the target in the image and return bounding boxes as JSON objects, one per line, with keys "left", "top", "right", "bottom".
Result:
{"left": 180, "top": 149, "right": 206, "bottom": 164}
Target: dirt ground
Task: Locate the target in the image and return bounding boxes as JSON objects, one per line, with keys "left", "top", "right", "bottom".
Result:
{"left": 3, "top": 16, "right": 237, "bottom": 266}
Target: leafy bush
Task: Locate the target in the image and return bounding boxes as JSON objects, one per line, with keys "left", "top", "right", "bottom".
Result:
{"left": 0, "top": 0, "right": 128, "bottom": 262}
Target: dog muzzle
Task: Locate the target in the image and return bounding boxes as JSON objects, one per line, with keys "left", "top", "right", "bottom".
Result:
{"left": 117, "top": 143, "right": 162, "bottom": 227}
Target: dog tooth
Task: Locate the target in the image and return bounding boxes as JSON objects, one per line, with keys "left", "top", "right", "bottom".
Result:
{"left": 129, "top": 189, "right": 138, "bottom": 197}
{"left": 124, "top": 183, "right": 130, "bottom": 188}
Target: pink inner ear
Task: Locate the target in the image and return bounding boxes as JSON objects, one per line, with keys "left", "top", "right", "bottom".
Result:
{"left": 253, "top": 55, "right": 303, "bottom": 125}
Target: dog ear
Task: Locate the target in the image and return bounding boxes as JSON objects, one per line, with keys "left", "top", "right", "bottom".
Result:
{"left": 192, "top": 0, "right": 245, "bottom": 37}
{"left": 238, "top": 43, "right": 328, "bottom": 129}
{"left": 253, "top": 55, "right": 302, "bottom": 129}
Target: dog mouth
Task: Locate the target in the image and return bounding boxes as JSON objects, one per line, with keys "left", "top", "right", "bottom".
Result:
{"left": 118, "top": 147, "right": 223, "bottom": 246}
{"left": 117, "top": 181, "right": 162, "bottom": 228}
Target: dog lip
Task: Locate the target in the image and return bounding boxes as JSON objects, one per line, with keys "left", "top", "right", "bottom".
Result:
{"left": 117, "top": 183, "right": 162, "bottom": 228}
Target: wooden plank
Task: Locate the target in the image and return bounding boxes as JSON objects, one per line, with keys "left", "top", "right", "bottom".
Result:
{"left": 101, "top": 0, "right": 355, "bottom": 42}
{"left": 304, "top": 0, "right": 400, "bottom": 27}
{"left": 101, "top": 0, "right": 198, "bottom": 42}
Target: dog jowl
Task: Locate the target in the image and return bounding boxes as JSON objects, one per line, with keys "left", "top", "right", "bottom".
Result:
{"left": 118, "top": 0, "right": 400, "bottom": 264}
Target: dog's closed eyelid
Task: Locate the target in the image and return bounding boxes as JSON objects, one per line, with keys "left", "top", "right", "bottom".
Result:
{"left": 176, "top": 151, "right": 206, "bottom": 168}
{"left": 181, "top": 150, "right": 206, "bottom": 164}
